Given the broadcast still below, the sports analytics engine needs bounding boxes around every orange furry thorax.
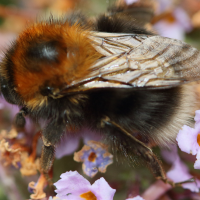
[9,20,102,107]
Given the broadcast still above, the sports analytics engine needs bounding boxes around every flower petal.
[156,0,172,14]
[194,159,200,169]
[161,145,179,164]
[126,196,144,200]
[181,182,200,193]
[163,145,191,183]
[54,171,91,199]
[173,7,192,32]
[153,20,185,40]
[167,159,191,183]
[49,197,63,200]
[195,110,200,125]
[163,144,200,192]
[194,150,200,169]
[91,177,116,200]
[167,158,199,192]
[29,174,47,199]
[55,136,79,159]
[176,125,199,155]
[125,0,138,5]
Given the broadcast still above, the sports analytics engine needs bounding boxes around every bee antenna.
[13,107,28,131]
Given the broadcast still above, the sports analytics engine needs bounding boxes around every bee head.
[1,20,101,109]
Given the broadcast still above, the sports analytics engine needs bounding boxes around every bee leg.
[105,119,196,187]
[102,117,167,182]
[40,143,55,185]
[137,146,167,182]
[13,107,28,131]
[102,116,152,152]
[40,120,66,184]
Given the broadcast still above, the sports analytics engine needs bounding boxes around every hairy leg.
[102,116,167,181]
[40,120,66,184]
[102,117,196,187]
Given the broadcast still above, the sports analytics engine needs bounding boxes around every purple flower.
[176,110,200,169]
[162,145,200,192]
[54,171,116,200]
[154,0,192,40]
[74,140,113,178]
[126,196,144,200]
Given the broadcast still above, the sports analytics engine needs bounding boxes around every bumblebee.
[0,2,199,183]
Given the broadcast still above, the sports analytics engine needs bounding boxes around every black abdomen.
[85,87,181,143]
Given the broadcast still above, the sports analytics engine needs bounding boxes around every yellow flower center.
[80,191,97,200]
[197,133,200,146]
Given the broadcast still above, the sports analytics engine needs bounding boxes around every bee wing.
[63,32,200,93]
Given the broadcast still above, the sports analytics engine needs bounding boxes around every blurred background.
[0,0,200,200]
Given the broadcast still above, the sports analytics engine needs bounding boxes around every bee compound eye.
[40,86,53,96]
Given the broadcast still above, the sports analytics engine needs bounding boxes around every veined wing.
[62,32,200,93]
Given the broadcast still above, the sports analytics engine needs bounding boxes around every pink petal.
[195,110,200,125]
[182,182,200,193]
[156,0,172,14]
[48,197,63,200]
[176,125,199,155]
[161,145,179,164]
[194,150,200,169]
[167,159,199,192]
[142,180,171,200]
[55,136,80,159]
[194,159,200,169]
[153,21,185,40]
[54,171,91,200]
[173,8,192,32]
[163,145,191,183]
[125,0,138,5]
[91,177,116,200]
[126,196,144,200]
[167,159,191,183]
